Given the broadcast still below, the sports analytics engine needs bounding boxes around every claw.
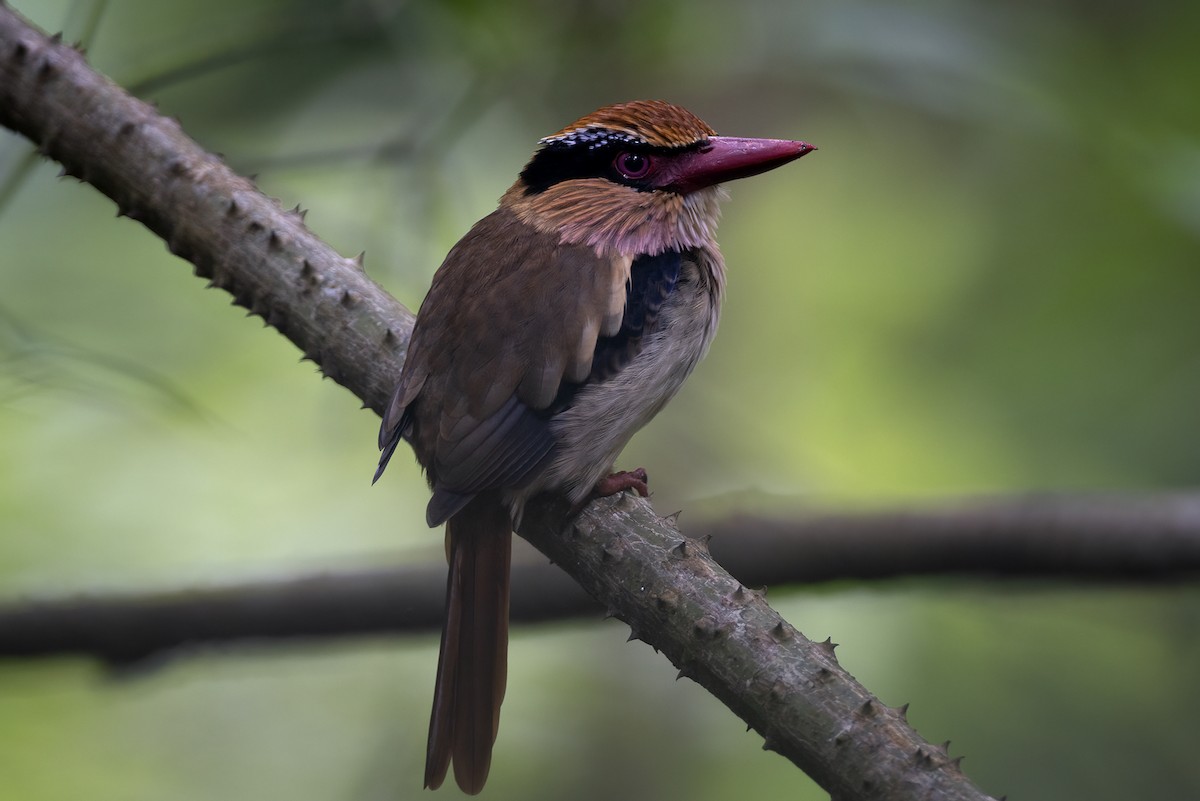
[567,468,651,519]
[595,468,649,498]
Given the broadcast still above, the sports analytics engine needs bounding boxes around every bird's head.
[504,100,814,257]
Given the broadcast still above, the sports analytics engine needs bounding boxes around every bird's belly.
[527,277,718,504]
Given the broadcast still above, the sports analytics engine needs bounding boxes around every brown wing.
[376,206,629,526]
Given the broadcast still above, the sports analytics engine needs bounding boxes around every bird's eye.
[614,152,653,180]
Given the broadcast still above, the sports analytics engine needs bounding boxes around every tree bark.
[0,5,997,800]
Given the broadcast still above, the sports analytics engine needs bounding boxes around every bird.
[374,100,813,794]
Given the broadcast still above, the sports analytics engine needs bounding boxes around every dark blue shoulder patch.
[544,250,684,415]
[590,250,682,382]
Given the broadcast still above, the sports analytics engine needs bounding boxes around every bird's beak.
[663,136,815,194]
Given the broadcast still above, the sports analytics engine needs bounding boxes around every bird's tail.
[424,496,512,795]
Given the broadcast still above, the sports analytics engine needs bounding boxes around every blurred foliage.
[1,0,1199,799]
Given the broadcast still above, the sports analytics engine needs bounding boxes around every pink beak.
[663,136,816,194]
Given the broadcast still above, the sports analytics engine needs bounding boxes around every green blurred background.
[2,0,1199,798]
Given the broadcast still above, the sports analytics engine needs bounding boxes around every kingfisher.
[375,100,814,793]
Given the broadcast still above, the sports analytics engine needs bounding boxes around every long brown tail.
[424,496,512,795]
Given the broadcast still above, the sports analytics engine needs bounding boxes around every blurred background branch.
[4,492,1200,665]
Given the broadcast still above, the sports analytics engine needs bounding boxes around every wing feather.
[377,207,631,513]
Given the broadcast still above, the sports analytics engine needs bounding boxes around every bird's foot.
[566,469,650,519]
[595,468,650,498]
